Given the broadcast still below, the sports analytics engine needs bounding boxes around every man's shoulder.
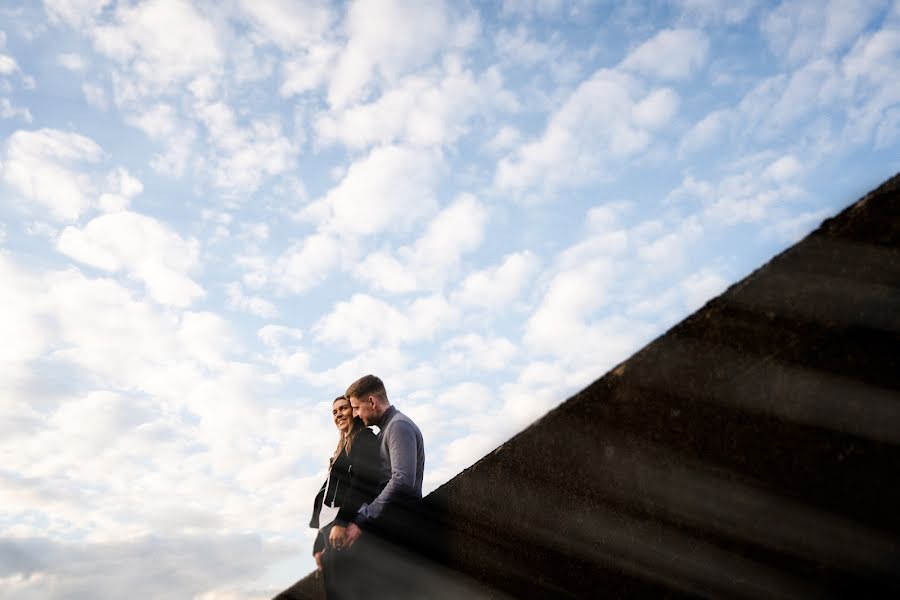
[385,410,422,436]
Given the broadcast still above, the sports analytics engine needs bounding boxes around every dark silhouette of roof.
[277,172,900,599]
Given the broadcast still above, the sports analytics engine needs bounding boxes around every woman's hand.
[329,524,347,550]
[314,551,323,576]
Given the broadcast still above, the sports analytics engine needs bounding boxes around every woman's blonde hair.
[330,395,364,468]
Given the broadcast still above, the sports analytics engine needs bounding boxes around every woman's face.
[332,398,353,433]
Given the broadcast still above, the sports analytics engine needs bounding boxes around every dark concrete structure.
[277,174,900,599]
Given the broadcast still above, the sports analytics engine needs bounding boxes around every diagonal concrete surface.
[277,173,900,599]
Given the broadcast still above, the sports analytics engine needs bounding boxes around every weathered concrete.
[277,173,900,599]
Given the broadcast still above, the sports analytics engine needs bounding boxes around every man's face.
[350,395,374,426]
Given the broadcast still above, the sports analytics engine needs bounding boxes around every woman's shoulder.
[356,427,377,443]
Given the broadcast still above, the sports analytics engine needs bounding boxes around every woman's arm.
[309,479,326,529]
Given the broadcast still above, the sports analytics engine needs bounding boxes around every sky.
[1,0,899,598]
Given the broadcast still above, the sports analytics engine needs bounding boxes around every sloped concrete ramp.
[277,173,900,599]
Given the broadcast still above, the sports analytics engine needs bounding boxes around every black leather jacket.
[309,424,386,553]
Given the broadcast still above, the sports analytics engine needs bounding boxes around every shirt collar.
[379,405,398,427]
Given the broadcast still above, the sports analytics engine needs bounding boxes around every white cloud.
[57,211,205,307]
[762,0,885,64]
[620,28,709,81]
[0,53,18,75]
[258,324,303,349]
[194,102,297,193]
[496,69,663,194]
[680,268,729,311]
[238,0,333,50]
[631,87,680,129]
[124,103,197,176]
[301,144,442,236]
[679,109,732,155]
[97,167,143,212]
[280,43,340,96]
[317,64,511,149]
[57,52,86,70]
[81,82,108,110]
[328,0,479,108]
[440,334,518,372]
[668,163,807,226]
[675,0,758,24]
[0,534,290,600]
[523,259,617,355]
[44,0,111,28]
[90,0,223,98]
[0,253,50,386]
[2,128,103,221]
[454,250,540,310]
[764,155,803,181]
[494,25,563,66]
[0,98,32,122]
[268,232,343,295]
[354,193,489,293]
[313,293,459,351]
[844,28,900,80]
[500,0,592,20]
[226,282,278,318]
[484,125,522,154]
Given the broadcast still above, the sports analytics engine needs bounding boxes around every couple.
[309,374,425,599]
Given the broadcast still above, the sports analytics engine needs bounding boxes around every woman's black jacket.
[309,426,385,553]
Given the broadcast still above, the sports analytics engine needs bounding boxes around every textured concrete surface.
[277,173,900,599]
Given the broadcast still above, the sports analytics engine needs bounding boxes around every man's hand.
[345,522,363,548]
[329,524,346,550]
[314,551,323,577]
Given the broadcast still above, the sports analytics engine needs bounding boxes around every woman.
[309,395,383,598]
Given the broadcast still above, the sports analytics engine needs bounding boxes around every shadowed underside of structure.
[277,174,900,599]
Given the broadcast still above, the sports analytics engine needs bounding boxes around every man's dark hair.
[345,374,387,403]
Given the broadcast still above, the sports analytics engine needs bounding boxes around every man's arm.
[354,419,420,527]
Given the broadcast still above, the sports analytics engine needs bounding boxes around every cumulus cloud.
[194,102,297,193]
[0,98,32,122]
[495,68,679,195]
[301,144,442,236]
[0,253,49,386]
[238,0,334,50]
[440,333,518,372]
[680,268,730,311]
[354,194,489,293]
[2,128,103,221]
[762,0,885,64]
[631,87,680,129]
[317,64,511,149]
[267,232,343,295]
[57,52,86,70]
[675,0,759,24]
[523,259,618,355]
[620,28,710,80]
[667,156,808,226]
[226,282,278,318]
[453,250,540,310]
[313,293,459,351]
[280,42,340,96]
[679,109,733,155]
[0,534,290,600]
[57,211,205,307]
[328,0,479,108]
[43,0,111,28]
[90,0,223,98]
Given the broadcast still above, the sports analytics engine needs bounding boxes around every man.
[329,374,425,553]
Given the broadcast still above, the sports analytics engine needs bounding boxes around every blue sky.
[2,0,899,597]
